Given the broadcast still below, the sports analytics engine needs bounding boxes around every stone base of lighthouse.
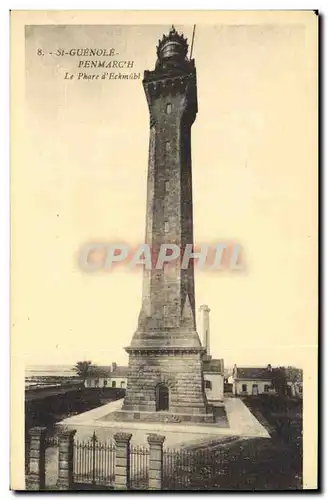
[113,346,215,425]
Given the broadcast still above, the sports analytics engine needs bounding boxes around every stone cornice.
[143,59,196,83]
[56,426,77,438]
[147,433,166,445]
[143,73,195,101]
[29,426,47,437]
[125,346,206,356]
[113,432,132,443]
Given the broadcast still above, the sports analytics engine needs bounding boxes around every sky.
[12,19,317,370]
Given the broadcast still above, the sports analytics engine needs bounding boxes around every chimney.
[199,305,211,355]
[267,364,272,372]
[112,362,117,372]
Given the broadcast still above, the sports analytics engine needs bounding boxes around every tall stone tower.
[120,27,213,424]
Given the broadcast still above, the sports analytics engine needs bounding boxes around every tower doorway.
[156,384,169,411]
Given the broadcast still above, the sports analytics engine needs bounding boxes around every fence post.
[56,427,76,490]
[26,426,47,490]
[114,432,132,490]
[147,433,165,490]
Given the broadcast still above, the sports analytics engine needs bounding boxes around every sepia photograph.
[10,10,318,491]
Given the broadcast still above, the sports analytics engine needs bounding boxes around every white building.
[232,365,274,396]
[203,358,224,404]
[231,364,303,397]
[85,363,128,389]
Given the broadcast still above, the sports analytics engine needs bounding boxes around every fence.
[73,432,116,488]
[26,428,226,491]
[163,448,224,490]
[130,445,149,489]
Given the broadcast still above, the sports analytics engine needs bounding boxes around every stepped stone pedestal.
[114,345,214,425]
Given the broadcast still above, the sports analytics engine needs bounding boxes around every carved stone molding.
[126,346,206,356]
[147,433,166,445]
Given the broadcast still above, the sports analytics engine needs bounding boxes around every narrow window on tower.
[163,305,168,317]
[164,221,169,233]
[165,141,171,152]
[164,180,169,192]
[166,103,172,114]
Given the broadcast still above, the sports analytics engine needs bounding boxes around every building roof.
[203,358,224,374]
[234,366,303,383]
[111,366,129,377]
[235,367,273,381]
[88,365,128,378]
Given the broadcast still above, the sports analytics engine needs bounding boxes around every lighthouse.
[118,27,213,424]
